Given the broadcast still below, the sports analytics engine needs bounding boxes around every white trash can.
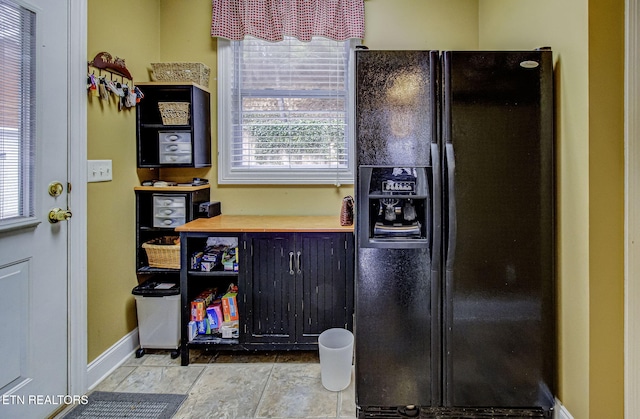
[132,280,180,359]
[318,328,354,391]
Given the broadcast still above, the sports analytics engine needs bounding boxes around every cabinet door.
[296,233,354,343]
[244,233,296,343]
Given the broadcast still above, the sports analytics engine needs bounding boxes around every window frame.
[0,0,37,232]
[217,36,358,185]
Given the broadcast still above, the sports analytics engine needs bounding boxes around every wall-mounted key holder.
[88,51,142,110]
[89,51,132,80]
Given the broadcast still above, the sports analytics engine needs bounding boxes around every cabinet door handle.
[296,251,302,274]
[289,251,295,275]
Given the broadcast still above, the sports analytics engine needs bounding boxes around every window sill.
[0,217,41,234]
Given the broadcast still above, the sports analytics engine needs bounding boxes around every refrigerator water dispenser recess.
[358,165,431,248]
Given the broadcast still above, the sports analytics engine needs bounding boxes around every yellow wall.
[86,0,161,362]
[362,0,478,50]
[586,0,625,417]
[479,0,625,417]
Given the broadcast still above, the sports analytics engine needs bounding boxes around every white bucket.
[318,328,354,391]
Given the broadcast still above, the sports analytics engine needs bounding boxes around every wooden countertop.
[134,184,210,192]
[175,215,354,233]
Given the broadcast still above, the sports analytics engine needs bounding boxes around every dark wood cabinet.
[176,218,354,365]
[243,232,354,347]
[243,233,296,344]
[136,82,211,168]
[297,233,354,341]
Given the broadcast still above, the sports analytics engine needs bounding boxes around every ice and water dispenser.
[358,166,431,248]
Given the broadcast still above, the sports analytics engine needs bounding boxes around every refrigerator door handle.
[445,142,457,269]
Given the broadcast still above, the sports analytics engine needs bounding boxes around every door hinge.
[67,182,72,193]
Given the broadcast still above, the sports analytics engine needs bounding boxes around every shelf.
[368,194,429,200]
[188,270,239,277]
[136,83,211,168]
[136,81,211,94]
[134,184,210,193]
[189,335,239,345]
[369,237,429,243]
[140,123,191,129]
[139,226,171,232]
[137,266,180,274]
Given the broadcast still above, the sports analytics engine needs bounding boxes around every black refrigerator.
[354,49,555,418]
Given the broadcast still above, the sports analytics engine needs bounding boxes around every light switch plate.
[87,160,112,182]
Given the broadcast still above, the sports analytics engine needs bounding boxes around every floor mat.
[63,391,186,418]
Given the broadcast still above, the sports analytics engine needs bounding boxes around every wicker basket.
[158,102,190,125]
[151,62,211,87]
[142,236,180,269]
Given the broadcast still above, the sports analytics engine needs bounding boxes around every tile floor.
[64,350,356,419]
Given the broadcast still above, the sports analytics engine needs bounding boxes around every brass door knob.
[48,208,72,223]
[48,181,64,197]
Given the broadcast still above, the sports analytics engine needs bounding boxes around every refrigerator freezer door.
[356,247,433,408]
[355,50,439,167]
[442,50,555,410]
[355,50,441,410]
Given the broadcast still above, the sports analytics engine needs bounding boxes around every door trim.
[67,0,88,397]
[625,0,639,415]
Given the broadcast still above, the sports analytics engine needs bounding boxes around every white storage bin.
[155,207,186,217]
[153,217,184,227]
[132,281,180,359]
[153,195,186,228]
[159,153,192,164]
[154,195,186,208]
[161,142,192,153]
[159,131,192,165]
[159,131,191,143]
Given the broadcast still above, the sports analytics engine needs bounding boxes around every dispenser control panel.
[382,180,416,193]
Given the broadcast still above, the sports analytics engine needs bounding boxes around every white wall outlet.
[88,159,113,182]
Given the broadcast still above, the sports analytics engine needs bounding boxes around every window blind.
[218,36,356,184]
[0,0,35,223]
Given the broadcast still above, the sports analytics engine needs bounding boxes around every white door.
[0,0,77,417]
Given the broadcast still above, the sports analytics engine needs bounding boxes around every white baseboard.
[554,398,574,419]
[86,328,139,390]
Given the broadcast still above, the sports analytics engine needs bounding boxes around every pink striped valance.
[211,0,365,42]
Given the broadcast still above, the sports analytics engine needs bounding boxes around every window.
[0,0,36,227]
[218,36,357,184]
